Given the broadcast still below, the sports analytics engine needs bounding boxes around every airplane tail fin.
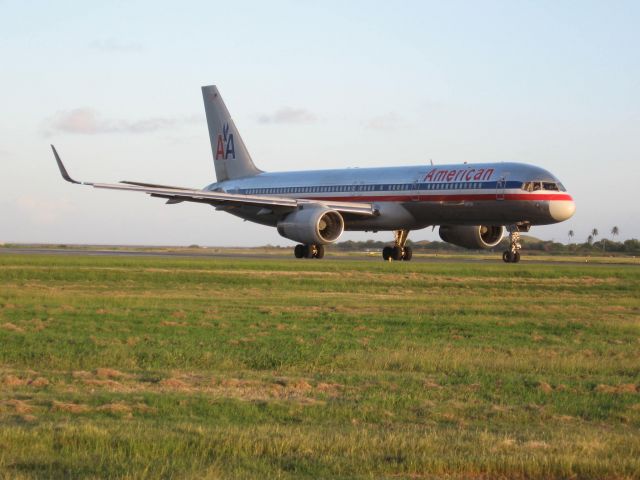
[202,85,262,182]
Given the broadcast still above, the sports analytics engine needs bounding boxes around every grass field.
[0,253,639,479]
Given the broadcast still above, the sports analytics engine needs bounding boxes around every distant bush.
[332,236,640,255]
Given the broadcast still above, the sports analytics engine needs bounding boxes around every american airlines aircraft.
[52,85,575,262]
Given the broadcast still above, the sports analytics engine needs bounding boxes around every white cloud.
[365,112,401,131]
[42,109,201,135]
[258,107,317,124]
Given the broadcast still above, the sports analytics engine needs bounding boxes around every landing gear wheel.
[383,230,412,262]
[294,244,304,259]
[315,245,325,259]
[304,245,314,259]
[503,226,524,263]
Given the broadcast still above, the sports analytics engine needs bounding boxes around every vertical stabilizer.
[202,85,262,182]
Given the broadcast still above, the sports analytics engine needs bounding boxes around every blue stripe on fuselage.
[232,180,523,195]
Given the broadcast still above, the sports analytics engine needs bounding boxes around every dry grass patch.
[132,402,157,414]
[29,377,50,388]
[51,401,90,414]
[95,368,125,379]
[4,399,34,414]
[538,381,553,393]
[555,415,576,422]
[423,380,442,390]
[493,437,517,451]
[209,377,328,404]
[524,440,550,450]
[1,322,24,333]
[2,374,28,387]
[159,378,191,391]
[316,382,343,397]
[160,321,188,327]
[96,403,132,415]
[595,384,638,394]
[83,379,129,392]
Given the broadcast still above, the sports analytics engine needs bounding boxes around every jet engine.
[439,225,505,249]
[277,207,344,245]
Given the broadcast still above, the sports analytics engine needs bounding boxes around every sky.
[1,0,639,246]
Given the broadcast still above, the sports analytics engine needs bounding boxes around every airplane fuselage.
[208,161,575,231]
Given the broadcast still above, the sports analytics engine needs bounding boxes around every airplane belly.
[344,202,426,231]
[222,199,556,232]
[406,199,552,225]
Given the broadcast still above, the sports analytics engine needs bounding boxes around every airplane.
[51,85,575,262]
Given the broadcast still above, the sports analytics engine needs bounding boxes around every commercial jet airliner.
[52,85,575,262]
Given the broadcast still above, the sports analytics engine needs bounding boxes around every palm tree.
[587,234,594,246]
[591,228,600,251]
[568,230,574,244]
[611,226,619,241]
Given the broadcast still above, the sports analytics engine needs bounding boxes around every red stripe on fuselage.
[301,193,574,203]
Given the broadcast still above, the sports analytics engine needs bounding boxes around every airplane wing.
[51,145,376,216]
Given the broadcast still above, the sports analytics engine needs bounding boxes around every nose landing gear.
[503,226,522,263]
[294,244,324,259]
[382,230,413,261]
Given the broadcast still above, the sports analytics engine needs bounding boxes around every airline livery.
[52,85,575,262]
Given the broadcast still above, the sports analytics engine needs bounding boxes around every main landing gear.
[502,226,522,263]
[293,244,324,259]
[382,230,412,261]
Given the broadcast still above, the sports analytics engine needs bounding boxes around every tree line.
[333,229,640,255]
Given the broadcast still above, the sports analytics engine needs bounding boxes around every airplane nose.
[549,198,576,222]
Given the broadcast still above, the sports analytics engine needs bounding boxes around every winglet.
[51,145,81,184]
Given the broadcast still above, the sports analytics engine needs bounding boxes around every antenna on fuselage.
[430,159,434,166]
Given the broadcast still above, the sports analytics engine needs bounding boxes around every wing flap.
[93,182,375,215]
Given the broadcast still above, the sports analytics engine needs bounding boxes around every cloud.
[365,112,401,131]
[15,195,77,225]
[42,109,201,135]
[90,38,143,52]
[258,107,317,125]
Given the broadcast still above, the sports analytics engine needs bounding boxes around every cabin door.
[496,174,508,201]
[411,178,420,201]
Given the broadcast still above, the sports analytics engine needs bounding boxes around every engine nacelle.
[277,207,344,245]
[439,225,505,249]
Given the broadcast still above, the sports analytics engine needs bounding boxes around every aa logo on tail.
[215,123,235,160]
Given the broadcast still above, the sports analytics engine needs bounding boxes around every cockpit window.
[521,181,564,192]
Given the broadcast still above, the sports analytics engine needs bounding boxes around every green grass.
[0,253,639,479]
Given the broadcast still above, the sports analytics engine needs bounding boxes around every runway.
[1,246,636,266]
